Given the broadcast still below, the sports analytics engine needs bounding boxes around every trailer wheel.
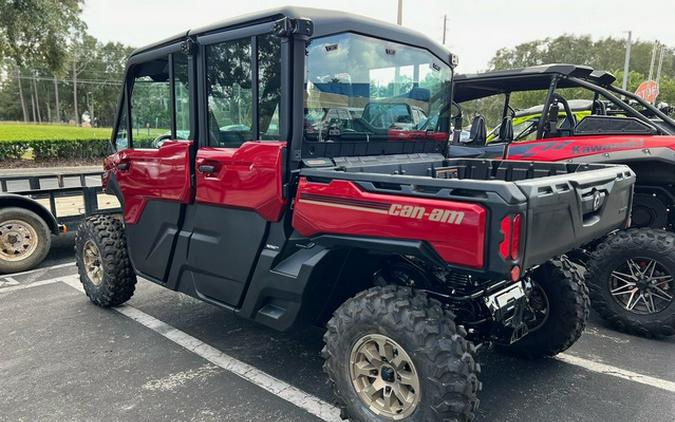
[322,285,481,422]
[500,258,590,359]
[586,228,675,338]
[75,214,136,307]
[0,207,51,273]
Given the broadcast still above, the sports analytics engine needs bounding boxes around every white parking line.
[0,262,76,278]
[0,277,20,286]
[9,274,675,413]
[60,276,342,422]
[0,275,66,293]
[555,353,675,393]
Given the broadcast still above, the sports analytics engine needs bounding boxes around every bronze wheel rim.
[0,219,39,262]
[83,240,103,286]
[350,334,420,420]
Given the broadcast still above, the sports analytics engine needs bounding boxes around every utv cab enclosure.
[77,9,635,421]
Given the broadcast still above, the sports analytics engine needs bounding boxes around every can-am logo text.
[388,204,465,224]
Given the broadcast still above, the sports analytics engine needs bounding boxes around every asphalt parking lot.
[1,239,674,422]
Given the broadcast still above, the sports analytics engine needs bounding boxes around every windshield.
[304,32,452,145]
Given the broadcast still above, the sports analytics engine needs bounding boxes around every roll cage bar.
[452,64,675,138]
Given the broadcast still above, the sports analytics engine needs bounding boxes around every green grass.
[0,122,168,142]
[0,122,113,141]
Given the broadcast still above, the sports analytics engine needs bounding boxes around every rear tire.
[501,258,589,359]
[75,214,136,307]
[586,228,675,337]
[0,207,51,273]
[322,286,481,422]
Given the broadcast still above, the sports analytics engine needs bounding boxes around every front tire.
[586,228,675,337]
[322,286,481,422]
[75,214,136,307]
[0,207,51,273]
[501,258,589,359]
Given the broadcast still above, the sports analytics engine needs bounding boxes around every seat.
[592,99,607,115]
[558,113,577,137]
[498,116,514,143]
[466,115,487,146]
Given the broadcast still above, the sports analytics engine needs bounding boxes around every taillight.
[499,213,523,261]
[511,213,522,260]
[499,215,512,259]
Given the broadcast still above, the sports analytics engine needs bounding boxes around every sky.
[82,0,675,73]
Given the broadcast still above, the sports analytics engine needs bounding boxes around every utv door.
[110,47,194,283]
[177,27,287,307]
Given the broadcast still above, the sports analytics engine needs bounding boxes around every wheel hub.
[380,365,396,383]
[610,258,673,315]
[83,240,103,286]
[350,334,420,420]
[0,219,38,261]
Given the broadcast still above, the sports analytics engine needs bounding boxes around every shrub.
[0,137,159,162]
[0,141,30,160]
[31,139,114,161]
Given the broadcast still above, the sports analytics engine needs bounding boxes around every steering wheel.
[151,134,172,149]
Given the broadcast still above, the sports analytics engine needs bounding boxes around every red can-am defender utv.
[449,65,675,338]
[75,9,635,421]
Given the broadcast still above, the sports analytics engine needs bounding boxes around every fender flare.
[0,194,59,234]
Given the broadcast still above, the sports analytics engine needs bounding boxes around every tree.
[0,0,84,122]
[488,35,675,107]
[0,0,84,69]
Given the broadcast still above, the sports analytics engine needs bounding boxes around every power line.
[9,74,123,86]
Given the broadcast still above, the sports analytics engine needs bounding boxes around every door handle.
[117,161,130,171]
[198,164,217,174]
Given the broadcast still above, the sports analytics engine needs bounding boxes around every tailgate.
[515,164,635,269]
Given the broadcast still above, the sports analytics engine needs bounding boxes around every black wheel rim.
[526,282,550,332]
[609,257,673,315]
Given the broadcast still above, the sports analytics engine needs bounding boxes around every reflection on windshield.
[304,32,451,143]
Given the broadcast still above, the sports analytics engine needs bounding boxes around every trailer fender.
[0,194,59,234]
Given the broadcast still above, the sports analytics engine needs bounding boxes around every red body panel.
[386,129,450,142]
[104,141,192,224]
[292,178,487,268]
[506,134,675,161]
[195,141,287,222]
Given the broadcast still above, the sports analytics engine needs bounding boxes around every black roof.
[453,64,617,102]
[130,6,453,66]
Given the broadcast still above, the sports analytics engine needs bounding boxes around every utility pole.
[73,60,80,126]
[53,75,61,123]
[32,73,42,123]
[655,45,665,87]
[442,14,448,45]
[621,30,632,91]
[648,40,658,81]
[15,66,28,122]
[394,0,403,96]
[397,0,403,25]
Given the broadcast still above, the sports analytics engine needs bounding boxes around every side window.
[206,38,253,147]
[130,58,172,148]
[258,34,281,140]
[205,33,282,147]
[115,94,129,150]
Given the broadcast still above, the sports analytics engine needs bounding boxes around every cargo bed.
[295,154,635,278]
